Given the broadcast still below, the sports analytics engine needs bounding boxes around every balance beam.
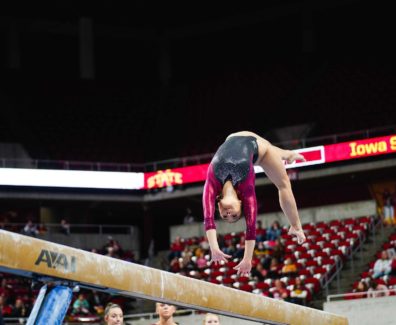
[0,230,348,325]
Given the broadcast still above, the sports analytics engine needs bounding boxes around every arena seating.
[346,231,396,299]
[168,216,375,306]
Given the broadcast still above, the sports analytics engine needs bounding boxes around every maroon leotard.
[203,136,258,240]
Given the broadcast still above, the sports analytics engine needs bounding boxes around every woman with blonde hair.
[203,313,221,325]
[104,302,123,325]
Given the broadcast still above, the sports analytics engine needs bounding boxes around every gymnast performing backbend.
[203,131,307,276]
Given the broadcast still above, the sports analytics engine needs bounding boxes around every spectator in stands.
[281,257,298,277]
[256,220,266,242]
[10,298,28,318]
[89,290,105,316]
[267,258,282,279]
[21,220,39,237]
[222,240,236,257]
[203,313,221,325]
[152,303,177,325]
[169,256,181,273]
[271,238,285,262]
[168,236,184,261]
[196,252,208,270]
[373,251,392,279]
[194,242,204,258]
[106,246,118,259]
[181,247,193,261]
[104,302,123,325]
[0,294,12,317]
[390,256,396,276]
[266,221,282,242]
[203,131,306,276]
[72,293,90,316]
[200,237,210,251]
[0,218,5,230]
[183,208,196,224]
[0,309,4,325]
[0,279,11,297]
[382,189,394,226]
[367,279,389,298]
[37,223,48,234]
[251,262,267,282]
[60,219,70,235]
[180,247,195,272]
[289,278,309,305]
[254,241,268,260]
[102,236,123,259]
[234,238,245,259]
[352,281,368,299]
[271,279,290,301]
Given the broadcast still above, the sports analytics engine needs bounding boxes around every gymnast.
[203,131,306,276]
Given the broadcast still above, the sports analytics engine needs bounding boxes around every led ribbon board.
[0,134,394,189]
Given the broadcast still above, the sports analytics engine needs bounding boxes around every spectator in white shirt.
[373,251,392,279]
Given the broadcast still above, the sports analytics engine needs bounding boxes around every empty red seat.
[387,277,396,286]
[237,276,250,283]
[338,240,351,248]
[240,284,254,292]
[329,220,342,227]
[343,218,356,225]
[226,261,238,268]
[330,249,344,258]
[383,243,392,250]
[357,216,371,224]
[321,258,336,267]
[310,244,321,250]
[300,252,312,259]
[225,269,238,276]
[256,282,270,290]
[305,277,321,293]
[323,242,336,249]
[360,271,371,279]
[314,267,327,275]
[298,269,312,277]
[223,277,235,285]
[315,251,328,258]
[211,270,223,278]
[306,260,318,268]
[302,223,315,231]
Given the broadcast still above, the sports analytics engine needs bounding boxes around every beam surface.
[0,230,348,325]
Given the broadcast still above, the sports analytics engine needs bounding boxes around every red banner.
[325,134,396,162]
[144,164,209,189]
[142,134,396,189]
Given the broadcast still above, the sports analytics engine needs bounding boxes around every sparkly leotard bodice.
[203,136,258,240]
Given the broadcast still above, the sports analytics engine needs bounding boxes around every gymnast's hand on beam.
[288,226,306,244]
[233,258,251,277]
[210,248,231,265]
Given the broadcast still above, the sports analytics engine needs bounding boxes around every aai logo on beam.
[35,249,77,273]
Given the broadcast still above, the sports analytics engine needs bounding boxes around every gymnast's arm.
[203,171,231,263]
[233,184,256,276]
